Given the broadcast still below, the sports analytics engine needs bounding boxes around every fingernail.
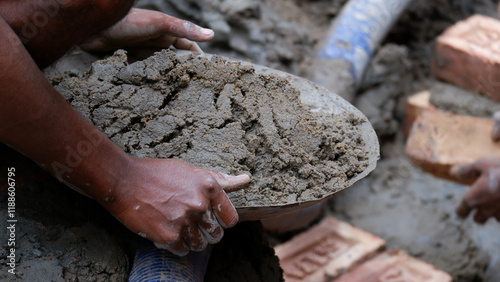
[200,28,214,37]
[237,174,251,181]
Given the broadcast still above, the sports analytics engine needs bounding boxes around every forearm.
[0,0,135,68]
[0,16,130,205]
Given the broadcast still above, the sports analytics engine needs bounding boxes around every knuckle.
[160,229,182,244]
[187,198,210,214]
[202,174,219,192]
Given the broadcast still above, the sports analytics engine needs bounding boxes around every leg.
[0,0,135,68]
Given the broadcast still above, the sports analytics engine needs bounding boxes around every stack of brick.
[273,216,452,281]
[405,14,500,183]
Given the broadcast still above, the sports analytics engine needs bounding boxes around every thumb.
[215,173,251,192]
[159,13,215,42]
[450,163,480,180]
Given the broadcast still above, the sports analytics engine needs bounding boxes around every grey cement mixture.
[429,81,500,118]
[0,147,133,281]
[51,49,370,207]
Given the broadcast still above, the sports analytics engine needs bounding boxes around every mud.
[51,49,369,207]
[0,145,134,281]
[430,81,500,117]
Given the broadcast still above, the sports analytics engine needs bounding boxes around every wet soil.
[0,145,135,281]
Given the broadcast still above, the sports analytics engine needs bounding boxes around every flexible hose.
[308,0,412,101]
[128,239,213,282]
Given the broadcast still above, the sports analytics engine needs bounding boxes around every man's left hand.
[80,8,214,53]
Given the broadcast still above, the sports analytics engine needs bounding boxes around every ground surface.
[2,0,500,281]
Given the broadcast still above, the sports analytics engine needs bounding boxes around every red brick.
[405,109,500,184]
[431,15,500,101]
[274,216,385,282]
[335,249,452,282]
[403,90,435,139]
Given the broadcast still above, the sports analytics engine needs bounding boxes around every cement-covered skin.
[52,49,369,207]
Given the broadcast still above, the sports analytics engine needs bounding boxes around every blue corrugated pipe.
[128,239,213,282]
[308,0,412,101]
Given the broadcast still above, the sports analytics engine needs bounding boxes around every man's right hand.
[107,157,250,256]
[80,8,214,54]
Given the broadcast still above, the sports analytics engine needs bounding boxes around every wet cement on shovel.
[52,49,369,207]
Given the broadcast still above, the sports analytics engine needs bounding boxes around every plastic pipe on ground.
[128,239,213,282]
[308,0,412,102]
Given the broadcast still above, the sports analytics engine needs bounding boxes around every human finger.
[463,173,500,207]
[480,203,500,218]
[183,224,208,252]
[492,111,500,141]
[198,209,224,244]
[160,13,214,42]
[456,199,473,218]
[210,185,239,228]
[146,36,203,53]
[171,38,203,53]
[216,173,251,193]
[473,210,489,224]
[450,163,480,180]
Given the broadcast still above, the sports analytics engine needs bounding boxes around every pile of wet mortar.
[52,49,369,207]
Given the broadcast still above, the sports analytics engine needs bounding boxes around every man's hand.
[109,158,250,256]
[80,8,214,53]
[450,158,500,224]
